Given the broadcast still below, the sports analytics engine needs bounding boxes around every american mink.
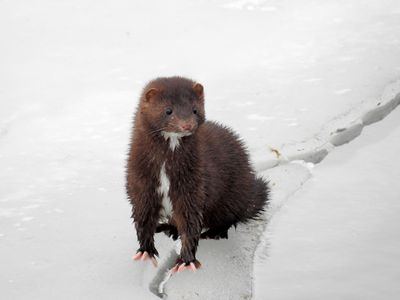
[126,76,269,272]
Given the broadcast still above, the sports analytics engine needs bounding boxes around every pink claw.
[171,261,201,274]
[171,264,179,274]
[141,251,149,261]
[189,262,197,272]
[132,252,143,260]
[177,263,186,273]
[132,251,158,268]
[171,262,198,274]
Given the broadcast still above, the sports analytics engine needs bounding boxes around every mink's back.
[198,121,251,174]
[197,121,260,227]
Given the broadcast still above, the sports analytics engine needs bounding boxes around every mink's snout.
[177,120,195,132]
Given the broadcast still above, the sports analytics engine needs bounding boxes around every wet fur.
[126,76,269,265]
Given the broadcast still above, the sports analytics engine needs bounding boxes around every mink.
[126,76,269,271]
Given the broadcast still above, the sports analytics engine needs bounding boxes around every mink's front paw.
[171,257,201,273]
[132,247,159,267]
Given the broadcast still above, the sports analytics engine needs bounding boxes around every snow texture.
[1,0,400,299]
[254,99,400,300]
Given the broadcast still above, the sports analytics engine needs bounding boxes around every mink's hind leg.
[200,224,233,240]
[156,223,179,240]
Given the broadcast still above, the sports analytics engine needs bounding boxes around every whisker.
[147,127,168,136]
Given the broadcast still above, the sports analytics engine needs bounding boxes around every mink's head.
[138,77,205,136]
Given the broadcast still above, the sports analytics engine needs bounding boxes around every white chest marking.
[161,131,191,151]
[158,162,173,220]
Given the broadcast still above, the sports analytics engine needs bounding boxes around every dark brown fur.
[126,76,269,266]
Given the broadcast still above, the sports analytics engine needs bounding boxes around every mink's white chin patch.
[161,131,192,151]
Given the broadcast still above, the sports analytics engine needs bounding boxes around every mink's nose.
[180,122,194,132]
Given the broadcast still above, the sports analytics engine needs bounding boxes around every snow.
[1,0,400,299]
[254,99,400,300]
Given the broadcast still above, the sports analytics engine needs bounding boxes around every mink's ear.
[193,83,204,98]
[144,88,159,102]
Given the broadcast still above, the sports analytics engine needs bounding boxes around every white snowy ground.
[1,0,400,299]
[254,99,400,300]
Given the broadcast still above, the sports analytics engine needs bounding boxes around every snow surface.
[254,100,400,300]
[1,0,400,299]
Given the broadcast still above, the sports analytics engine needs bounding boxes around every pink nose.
[180,122,193,131]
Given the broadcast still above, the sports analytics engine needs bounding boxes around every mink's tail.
[244,176,270,221]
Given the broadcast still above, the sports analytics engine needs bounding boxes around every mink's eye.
[165,108,173,115]
[193,109,198,114]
